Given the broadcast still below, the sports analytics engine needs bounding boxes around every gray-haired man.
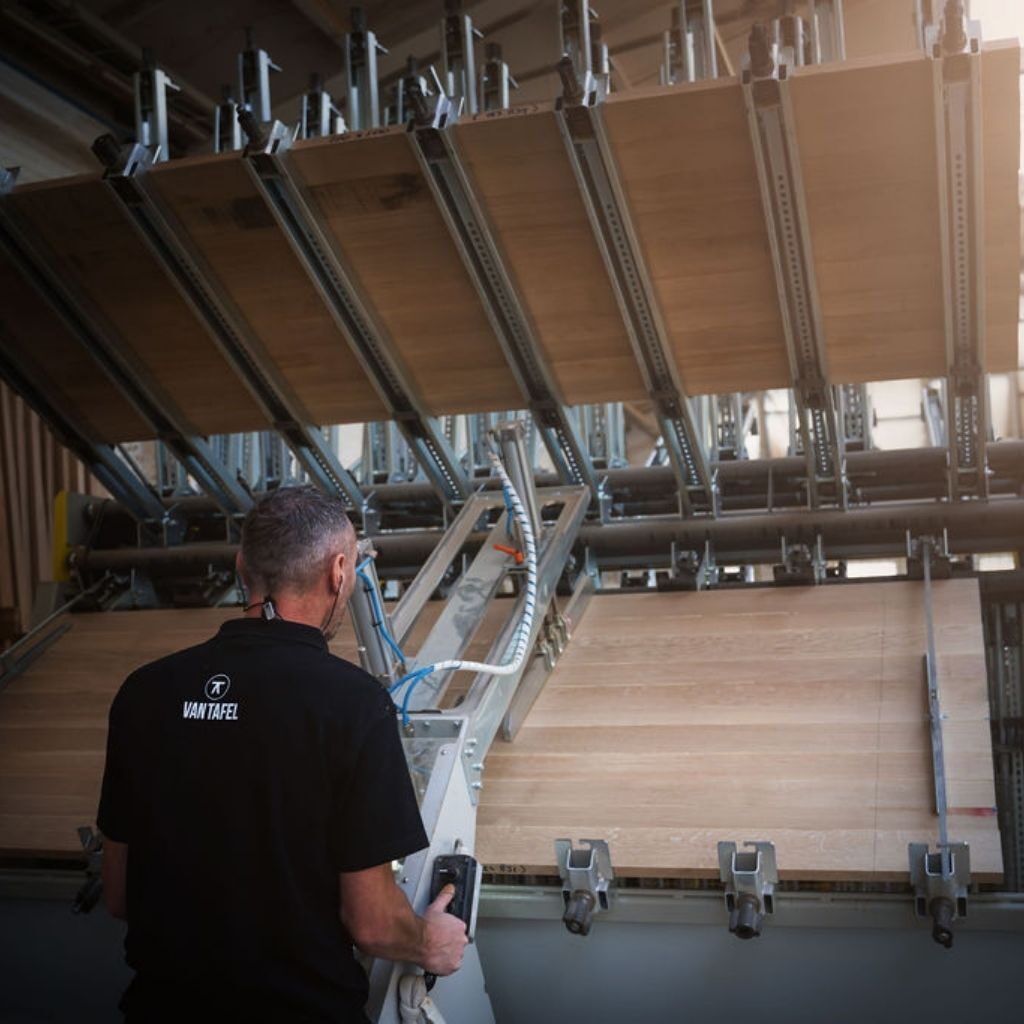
[98,486,467,1023]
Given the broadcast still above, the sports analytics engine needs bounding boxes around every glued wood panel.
[0,597,500,857]
[288,131,523,415]
[454,107,646,404]
[792,54,947,383]
[980,40,1021,373]
[0,251,149,442]
[147,153,385,425]
[8,178,264,436]
[600,78,791,396]
[476,580,1001,881]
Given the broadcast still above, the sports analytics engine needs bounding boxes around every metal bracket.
[344,7,388,130]
[909,841,971,948]
[659,0,719,85]
[773,535,826,585]
[555,73,714,517]
[300,73,344,139]
[555,838,614,936]
[240,117,469,512]
[718,840,778,939]
[404,74,597,500]
[742,27,846,509]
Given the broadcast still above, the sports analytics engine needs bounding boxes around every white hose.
[392,450,539,719]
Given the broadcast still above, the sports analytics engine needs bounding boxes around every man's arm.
[340,863,468,974]
[102,838,128,920]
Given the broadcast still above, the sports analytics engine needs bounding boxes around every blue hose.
[356,558,406,666]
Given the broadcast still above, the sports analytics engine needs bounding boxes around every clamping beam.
[92,140,363,510]
[555,67,714,516]
[240,117,470,511]
[0,174,251,521]
[926,5,989,499]
[742,27,845,508]
[404,80,598,496]
[0,340,165,529]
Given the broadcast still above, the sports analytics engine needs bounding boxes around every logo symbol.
[204,674,231,701]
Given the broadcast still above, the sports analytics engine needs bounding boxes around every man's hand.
[420,885,469,976]
[339,864,468,974]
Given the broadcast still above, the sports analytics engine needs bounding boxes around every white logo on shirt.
[204,674,231,701]
[183,673,239,721]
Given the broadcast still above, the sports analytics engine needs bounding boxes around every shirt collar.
[217,616,328,652]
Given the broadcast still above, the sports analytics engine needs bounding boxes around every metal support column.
[238,27,280,126]
[441,1,481,114]
[133,48,179,162]
[479,42,517,111]
[926,3,989,499]
[403,75,597,497]
[300,73,344,139]
[742,26,845,507]
[840,383,871,452]
[555,63,714,515]
[810,0,847,63]
[239,116,469,510]
[92,140,363,509]
[213,84,242,154]
[0,171,251,520]
[343,7,387,130]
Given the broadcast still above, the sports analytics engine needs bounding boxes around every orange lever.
[493,543,524,564]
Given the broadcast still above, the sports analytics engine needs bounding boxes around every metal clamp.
[555,838,614,936]
[909,841,970,948]
[718,840,778,939]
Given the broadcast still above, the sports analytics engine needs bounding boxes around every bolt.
[471,781,483,790]
[472,763,484,771]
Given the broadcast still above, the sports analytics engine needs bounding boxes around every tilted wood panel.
[0,251,149,442]
[791,54,947,383]
[146,153,386,425]
[980,40,1021,374]
[600,78,791,396]
[476,580,1001,881]
[7,177,265,436]
[287,130,523,416]
[453,107,647,405]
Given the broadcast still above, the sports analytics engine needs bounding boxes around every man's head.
[237,486,357,639]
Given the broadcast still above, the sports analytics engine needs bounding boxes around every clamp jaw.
[909,841,971,948]
[718,840,778,939]
[555,838,614,936]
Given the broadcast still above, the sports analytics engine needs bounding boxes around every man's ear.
[331,551,346,595]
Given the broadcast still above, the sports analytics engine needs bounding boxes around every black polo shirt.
[97,616,428,1023]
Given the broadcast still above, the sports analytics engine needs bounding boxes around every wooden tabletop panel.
[476,580,1001,881]
[287,130,523,416]
[8,177,265,436]
[980,40,1021,374]
[147,153,386,425]
[454,107,647,405]
[600,78,791,397]
[791,54,947,383]
[0,251,149,442]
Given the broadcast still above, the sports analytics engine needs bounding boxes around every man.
[98,486,468,1022]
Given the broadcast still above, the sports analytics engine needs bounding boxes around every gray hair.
[239,486,355,596]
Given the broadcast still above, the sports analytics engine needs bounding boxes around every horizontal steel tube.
[75,495,1024,578]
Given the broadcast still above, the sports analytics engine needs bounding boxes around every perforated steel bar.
[742,38,845,508]
[241,121,469,511]
[927,9,989,499]
[405,89,597,496]
[556,87,714,516]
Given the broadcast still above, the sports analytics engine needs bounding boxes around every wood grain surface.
[454,106,647,404]
[147,152,386,425]
[0,250,149,442]
[475,579,1002,880]
[0,581,1000,882]
[288,130,523,415]
[8,178,265,436]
